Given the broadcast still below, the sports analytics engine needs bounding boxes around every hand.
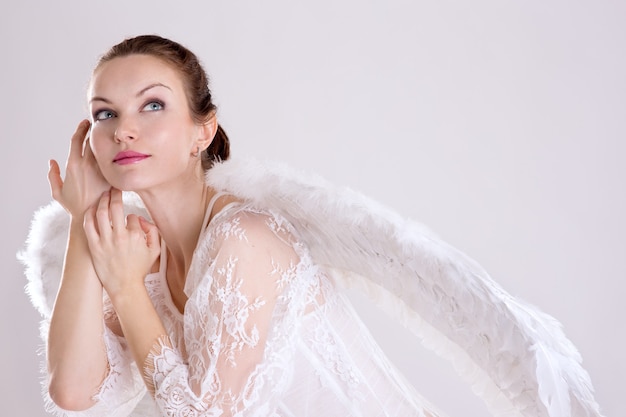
[48,120,111,219]
[83,188,161,299]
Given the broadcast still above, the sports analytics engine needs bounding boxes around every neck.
[137,176,214,282]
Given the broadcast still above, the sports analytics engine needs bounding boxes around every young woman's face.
[88,54,204,191]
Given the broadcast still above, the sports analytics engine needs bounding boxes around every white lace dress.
[46,196,441,417]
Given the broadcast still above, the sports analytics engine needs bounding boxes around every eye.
[93,109,115,121]
[143,101,164,112]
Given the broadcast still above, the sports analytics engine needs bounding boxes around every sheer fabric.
[44,200,442,417]
[21,158,604,417]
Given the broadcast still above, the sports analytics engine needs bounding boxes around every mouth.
[113,151,150,165]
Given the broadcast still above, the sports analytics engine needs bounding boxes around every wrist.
[69,216,87,231]
[107,281,150,308]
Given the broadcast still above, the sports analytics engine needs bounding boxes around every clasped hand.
[84,188,161,298]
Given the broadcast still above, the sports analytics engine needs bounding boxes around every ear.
[195,112,218,151]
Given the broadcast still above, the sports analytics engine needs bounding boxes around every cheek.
[141,117,195,150]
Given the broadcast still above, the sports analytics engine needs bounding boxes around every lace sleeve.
[39,312,146,417]
[144,208,317,417]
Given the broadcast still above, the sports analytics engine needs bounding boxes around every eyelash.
[143,99,165,111]
[92,99,165,122]
[92,109,115,121]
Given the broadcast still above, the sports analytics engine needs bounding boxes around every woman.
[20,35,603,417]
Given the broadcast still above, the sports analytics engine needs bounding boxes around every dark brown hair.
[95,34,229,170]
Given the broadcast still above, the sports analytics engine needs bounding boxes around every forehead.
[90,54,184,97]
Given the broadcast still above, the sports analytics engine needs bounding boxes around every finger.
[83,136,99,164]
[84,136,108,182]
[68,120,91,161]
[126,214,146,238]
[83,204,100,244]
[109,188,125,230]
[139,216,161,251]
[126,213,141,230]
[83,136,94,160]
[95,190,112,238]
[47,159,63,201]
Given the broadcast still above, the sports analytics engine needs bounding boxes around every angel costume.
[19,158,603,417]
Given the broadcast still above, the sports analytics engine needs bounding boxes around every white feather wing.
[17,157,603,417]
[207,157,603,417]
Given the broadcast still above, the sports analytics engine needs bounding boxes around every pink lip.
[113,151,150,165]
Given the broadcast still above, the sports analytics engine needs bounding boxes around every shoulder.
[186,193,316,296]
[217,204,293,243]
[207,200,301,260]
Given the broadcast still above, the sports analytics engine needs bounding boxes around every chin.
[106,178,149,193]
[104,172,155,192]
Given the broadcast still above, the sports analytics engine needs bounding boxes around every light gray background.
[1,1,623,416]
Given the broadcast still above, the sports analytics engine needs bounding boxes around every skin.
[45,52,440,417]
[46,54,218,410]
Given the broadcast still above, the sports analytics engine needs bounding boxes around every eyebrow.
[137,82,172,96]
[89,82,172,104]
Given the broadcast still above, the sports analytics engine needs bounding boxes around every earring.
[192,146,201,158]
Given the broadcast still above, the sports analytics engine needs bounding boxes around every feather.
[17,156,604,417]
[206,157,604,417]
[17,193,149,320]
[534,343,571,416]
[17,201,67,319]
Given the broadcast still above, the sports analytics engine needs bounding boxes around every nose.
[114,115,138,143]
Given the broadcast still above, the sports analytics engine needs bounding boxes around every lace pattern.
[23,158,603,417]
[41,312,147,417]
[143,205,321,416]
[42,202,442,417]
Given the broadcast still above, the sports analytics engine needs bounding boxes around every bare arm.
[46,120,113,410]
[47,220,108,410]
